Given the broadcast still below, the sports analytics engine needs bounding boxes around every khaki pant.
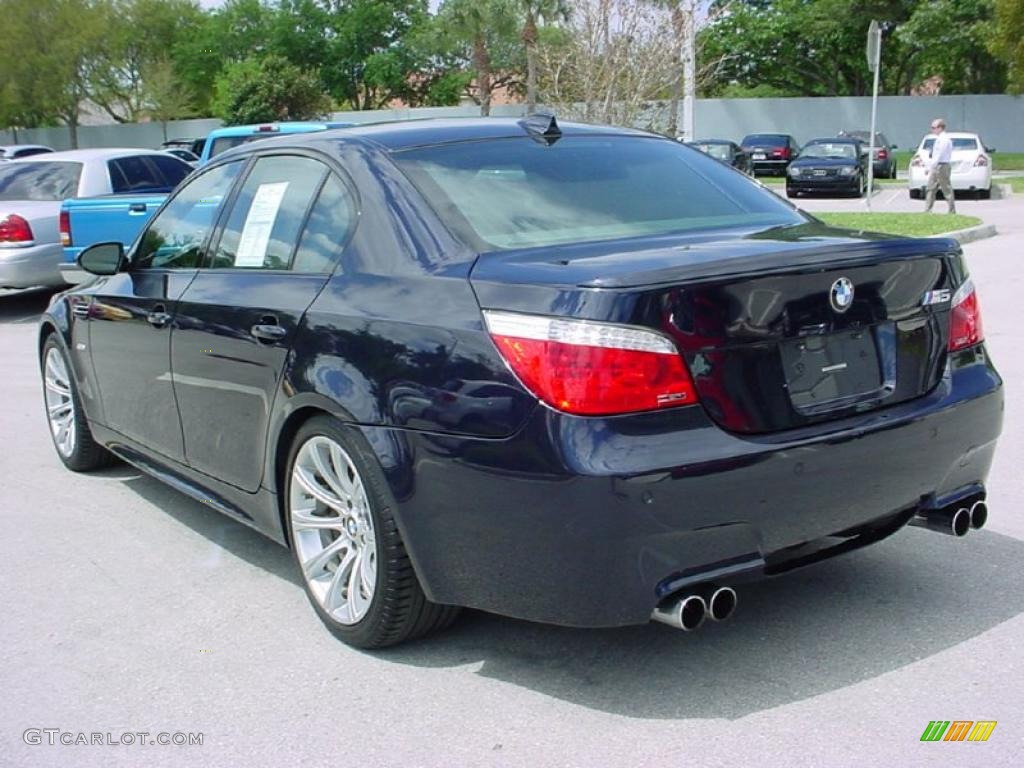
[925,163,956,213]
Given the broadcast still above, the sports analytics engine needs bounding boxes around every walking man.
[924,118,956,214]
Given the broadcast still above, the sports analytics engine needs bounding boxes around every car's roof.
[263,117,656,152]
[8,148,167,162]
[206,122,336,139]
[0,144,53,151]
[689,139,733,145]
[806,137,860,144]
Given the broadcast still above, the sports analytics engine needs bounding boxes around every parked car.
[786,137,869,198]
[41,118,1001,649]
[161,137,206,157]
[908,131,993,199]
[198,121,355,165]
[162,148,199,166]
[0,144,55,161]
[60,151,194,269]
[1,149,190,289]
[686,139,752,174]
[740,133,800,175]
[838,130,898,178]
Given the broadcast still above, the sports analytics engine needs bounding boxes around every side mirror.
[77,242,125,276]
[891,144,898,149]
[987,147,996,153]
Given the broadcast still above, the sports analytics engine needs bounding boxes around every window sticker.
[235,182,289,267]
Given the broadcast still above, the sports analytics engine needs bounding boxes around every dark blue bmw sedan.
[38,117,1002,647]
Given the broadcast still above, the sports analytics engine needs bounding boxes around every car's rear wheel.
[909,188,922,200]
[285,416,459,648]
[41,336,111,472]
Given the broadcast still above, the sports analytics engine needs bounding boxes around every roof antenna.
[519,111,561,145]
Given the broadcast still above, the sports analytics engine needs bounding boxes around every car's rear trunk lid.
[470,224,960,434]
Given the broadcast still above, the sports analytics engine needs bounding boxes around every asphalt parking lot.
[2,193,1023,767]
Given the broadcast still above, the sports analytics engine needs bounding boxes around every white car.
[908,131,993,200]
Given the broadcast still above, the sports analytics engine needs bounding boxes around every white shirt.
[930,131,954,166]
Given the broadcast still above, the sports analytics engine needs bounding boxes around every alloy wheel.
[289,435,378,625]
[44,347,76,457]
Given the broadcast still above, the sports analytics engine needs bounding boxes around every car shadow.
[112,465,1024,720]
[0,287,60,324]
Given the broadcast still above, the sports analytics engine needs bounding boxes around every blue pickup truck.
[62,122,352,270]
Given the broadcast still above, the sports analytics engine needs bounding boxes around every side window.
[291,176,354,273]
[150,155,191,189]
[109,156,164,193]
[210,155,327,270]
[132,161,243,270]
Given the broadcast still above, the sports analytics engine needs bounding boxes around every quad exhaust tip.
[970,500,988,530]
[651,585,738,631]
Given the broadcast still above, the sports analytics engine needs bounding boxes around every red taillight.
[773,148,790,159]
[0,214,34,243]
[484,311,698,416]
[974,155,988,167]
[59,210,71,246]
[877,148,888,160]
[911,155,925,167]
[949,279,984,351]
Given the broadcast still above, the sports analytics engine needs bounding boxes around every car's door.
[86,160,245,462]
[170,152,355,492]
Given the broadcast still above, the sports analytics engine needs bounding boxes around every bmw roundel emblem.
[830,277,855,313]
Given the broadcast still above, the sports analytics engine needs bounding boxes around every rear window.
[394,136,804,250]
[922,137,979,151]
[0,161,82,201]
[742,134,788,146]
[209,134,274,159]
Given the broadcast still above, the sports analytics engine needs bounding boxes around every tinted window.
[0,162,82,201]
[800,142,859,160]
[211,155,327,269]
[133,161,243,270]
[109,156,165,193]
[395,136,803,250]
[292,176,353,273]
[150,155,192,188]
[13,147,53,158]
[208,135,273,159]
[742,134,788,146]
[922,137,979,151]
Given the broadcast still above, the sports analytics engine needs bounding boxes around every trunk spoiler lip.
[469,224,959,290]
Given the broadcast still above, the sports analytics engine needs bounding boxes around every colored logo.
[830,277,855,313]
[920,720,997,742]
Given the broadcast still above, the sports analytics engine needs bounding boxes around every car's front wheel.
[41,335,111,472]
[285,416,459,648]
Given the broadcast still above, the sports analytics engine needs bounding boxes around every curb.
[941,223,997,245]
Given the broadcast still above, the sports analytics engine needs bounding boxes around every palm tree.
[517,0,571,113]
[443,0,519,116]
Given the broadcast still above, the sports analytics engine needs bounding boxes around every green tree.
[89,0,204,123]
[518,1,570,113]
[143,58,197,141]
[896,0,1005,93]
[990,0,1024,93]
[438,0,522,115]
[212,54,331,124]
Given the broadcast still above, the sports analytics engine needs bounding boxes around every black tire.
[785,186,796,198]
[909,188,922,200]
[40,335,112,472]
[284,415,460,648]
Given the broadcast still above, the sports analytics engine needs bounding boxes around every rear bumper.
[0,242,65,288]
[908,166,991,191]
[752,159,789,174]
[369,346,1002,627]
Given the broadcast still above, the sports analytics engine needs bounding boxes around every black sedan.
[740,133,800,175]
[40,117,1002,647]
[786,138,869,197]
[686,139,753,174]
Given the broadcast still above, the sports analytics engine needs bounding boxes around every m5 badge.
[922,289,952,306]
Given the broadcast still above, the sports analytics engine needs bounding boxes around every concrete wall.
[692,95,1024,153]
[2,96,1021,153]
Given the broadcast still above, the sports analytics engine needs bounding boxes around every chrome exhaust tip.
[705,586,738,622]
[969,500,988,530]
[909,506,970,537]
[651,594,707,631]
